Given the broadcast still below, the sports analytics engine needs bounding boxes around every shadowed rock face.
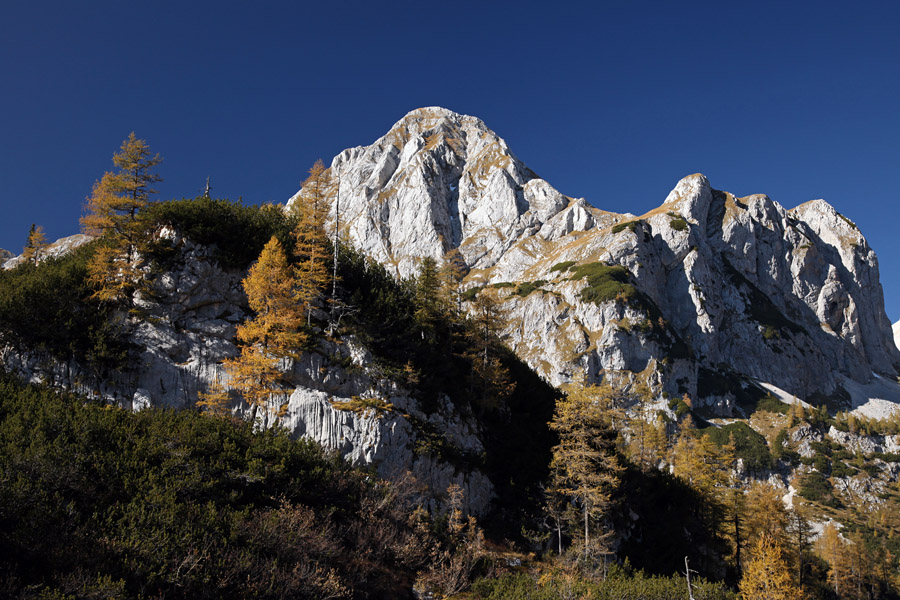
[293,107,900,411]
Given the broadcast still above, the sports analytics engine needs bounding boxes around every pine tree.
[292,160,332,325]
[22,224,48,264]
[739,535,803,600]
[414,256,444,343]
[548,382,624,565]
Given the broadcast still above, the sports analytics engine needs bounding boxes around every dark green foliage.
[570,262,636,305]
[757,392,790,415]
[462,286,484,302]
[140,197,297,269]
[667,213,688,232]
[515,280,546,297]
[0,240,129,373]
[549,260,576,273]
[797,470,841,507]
[610,220,640,235]
[703,422,772,472]
[491,281,515,289]
[669,395,692,418]
[0,373,429,599]
[336,245,558,538]
[471,567,736,599]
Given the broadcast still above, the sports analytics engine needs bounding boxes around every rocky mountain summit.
[292,107,900,416]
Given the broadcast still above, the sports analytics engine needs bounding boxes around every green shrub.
[570,262,636,306]
[704,421,772,472]
[140,197,296,269]
[798,470,841,507]
[515,280,546,297]
[668,213,688,231]
[549,260,576,273]
[0,373,431,598]
[0,241,129,371]
[611,220,640,234]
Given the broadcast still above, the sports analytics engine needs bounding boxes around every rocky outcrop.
[3,227,494,514]
[293,107,900,412]
[0,248,12,267]
[894,321,900,351]
[2,234,94,269]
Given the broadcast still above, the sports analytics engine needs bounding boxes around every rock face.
[2,228,494,514]
[894,321,900,352]
[2,234,94,269]
[291,107,900,411]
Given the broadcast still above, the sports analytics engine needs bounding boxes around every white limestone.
[291,108,900,413]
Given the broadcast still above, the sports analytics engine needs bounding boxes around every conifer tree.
[414,256,444,343]
[292,160,332,325]
[226,236,304,421]
[22,224,48,264]
[465,290,514,408]
[80,133,162,302]
[548,382,624,565]
[739,535,803,600]
[196,376,231,418]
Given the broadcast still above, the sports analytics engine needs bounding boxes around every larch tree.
[739,535,803,600]
[22,224,48,264]
[548,382,624,566]
[226,236,305,422]
[80,133,162,302]
[196,376,231,418]
[292,160,332,325]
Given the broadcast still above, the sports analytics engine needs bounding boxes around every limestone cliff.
[291,107,900,413]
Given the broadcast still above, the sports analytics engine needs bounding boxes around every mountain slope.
[295,107,900,413]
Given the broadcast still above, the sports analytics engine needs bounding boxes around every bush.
[0,373,432,598]
[140,197,296,269]
[549,260,576,273]
[798,470,841,507]
[704,421,772,472]
[0,240,128,372]
[570,262,636,306]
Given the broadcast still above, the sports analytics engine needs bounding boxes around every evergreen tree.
[22,223,48,264]
[548,382,624,565]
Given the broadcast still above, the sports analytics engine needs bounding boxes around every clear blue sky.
[2,1,899,320]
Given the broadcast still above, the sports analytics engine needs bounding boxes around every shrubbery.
[0,373,431,599]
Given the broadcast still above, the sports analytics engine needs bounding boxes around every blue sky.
[2,1,899,321]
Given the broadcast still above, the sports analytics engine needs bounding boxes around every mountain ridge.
[293,106,900,415]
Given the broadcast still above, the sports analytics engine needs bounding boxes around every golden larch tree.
[548,382,624,564]
[739,535,803,600]
[81,133,162,302]
[292,160,332,325]
[226,236,305,422]
[22,224,48,264]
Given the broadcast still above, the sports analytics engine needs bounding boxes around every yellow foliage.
[196,377,231,418]
[739,535,803,600]
[22,224,48,264]
[237,235,306,356]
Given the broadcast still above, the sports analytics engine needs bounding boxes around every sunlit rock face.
[893,321,900,352]
[293,107,900,412]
